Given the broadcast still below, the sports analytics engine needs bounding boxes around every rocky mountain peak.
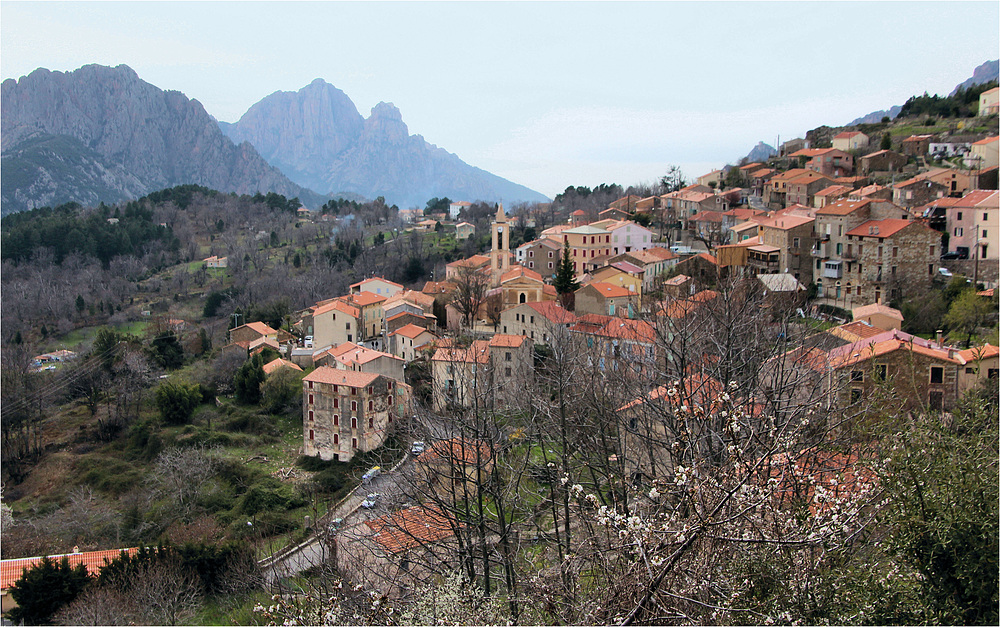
[364,102,408,145]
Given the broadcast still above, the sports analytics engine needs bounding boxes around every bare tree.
[450,266,490,328]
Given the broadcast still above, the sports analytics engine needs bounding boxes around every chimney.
[936,329,943,346]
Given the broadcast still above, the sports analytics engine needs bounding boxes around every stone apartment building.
[302,368,410,462]
[755,214,815,280]
[841,219,939,305]
[803,200,920,308]
[784,171,835,208]
[499,301,577,344]
[517,238,562,276]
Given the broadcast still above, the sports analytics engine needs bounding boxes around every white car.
[938,267,953,278]
[361,493,380,509]
[411,441,426,455]
[304,335,314,348]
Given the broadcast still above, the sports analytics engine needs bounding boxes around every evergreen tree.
[554,241,579,306]
[8,556,92,625]
[234,354,265,405]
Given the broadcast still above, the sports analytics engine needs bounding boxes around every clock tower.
[490,203,510,287]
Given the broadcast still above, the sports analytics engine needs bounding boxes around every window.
[334,433,339,445]
[955,227,963,237]
[957,211,963,220]
[850,389,862,404]
[308,380,313,389]
[929,366,944,384]
[334,414,339,426]
[892,247,898,258]
[505,367,512,377]
[334,398,339,408]
[369,417,374,428]
[351,400,358,412]
[308,410,314,421]
[851,370,864,382]
[984,213,989,222]
[793,237,800,248]
[873,364,887,382]
[308,394,314,405]
[351,387,357,395]
[929,264,934,276]
[528,250,534,257]
[351,417,357,429]
[368,400,373,411]
[352,437,358,449]
[309,429,314,440]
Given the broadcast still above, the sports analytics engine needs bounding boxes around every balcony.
[823,261,843,279]
[811,243,828,258]
[840,249,857,261]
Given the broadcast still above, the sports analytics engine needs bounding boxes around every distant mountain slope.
[220,79,550,208]
[847,59,998,126]
[1,64,327,215]
[950,60,999,96]
[743,141,777,163]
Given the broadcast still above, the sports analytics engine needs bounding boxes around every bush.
[156,380,202,425]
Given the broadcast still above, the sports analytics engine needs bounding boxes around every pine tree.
[554,241,579,298]
[8,556,92,625]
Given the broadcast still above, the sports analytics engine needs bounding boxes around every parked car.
[938,267,953,278]
[410,441,426,455]
[304,335,314,348]
[361,493,380,509]
[940,251,963,260]
[362,466,381,484]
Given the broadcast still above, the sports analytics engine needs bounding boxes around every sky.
[2,1,999,200]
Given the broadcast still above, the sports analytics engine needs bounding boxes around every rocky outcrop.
[950,60,999,96]
[221,80,549,208]
[743,141,776,164]
[1,64,327,215]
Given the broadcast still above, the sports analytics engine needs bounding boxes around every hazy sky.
[2,1,998,199]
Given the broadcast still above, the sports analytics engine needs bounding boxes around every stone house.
[755,214,815,281]
[203,255,228,268]
[302,368,410,462]
[901,134,932,157]
[813,184,853,208]
[454,222,476,240]
[858,149,907,174]
[842,219,939,305]
[516,238,561,275]
[811,199,921,306]
[499,300,577,343]
[230,321,278,345]
[790,148,854,177]
[784,171,835,208]
[314,342,406,382]
[892,176,949,209]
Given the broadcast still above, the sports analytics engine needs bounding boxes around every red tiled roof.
[350,291,386,307]
[525,301,577,324]
[431,341,491,364]
[816,198,872,216]
[302,366,380,387]
[489,334,527,348]
[263,358,303,375]
[417,438,493,467]
[350,277,404,290]
[366,505,458,555]
[501,266,543,283]
[584,282,632,298]
[753,448,878,515]
[852,303,904,322]
[393,323,434,340]
[2,548,138,590]
[957,344,999,362]
[845,219,915,239]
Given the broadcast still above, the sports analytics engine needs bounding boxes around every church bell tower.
[490,203,509,287]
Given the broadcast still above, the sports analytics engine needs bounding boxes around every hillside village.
[1,92,998,624]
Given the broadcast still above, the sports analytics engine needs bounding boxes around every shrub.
[8,556,92,625]
[155,380,202,425]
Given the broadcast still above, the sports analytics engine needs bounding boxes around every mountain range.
[219,79,549,208]
[1,65,548,216]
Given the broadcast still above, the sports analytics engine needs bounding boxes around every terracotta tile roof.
[972,136,998,145]
[630,247,679,263]
[756,214,814,230]
[314,299,360,318]
[501,266,544,283]
[335,345,403,367]
[750,168,775,178]
[431,341,491,364]
[827,321,884,343]
[393,323,435,340]
[302,366,380,387]
[2,548,138,590]
[489,334,528,348]
[663,274,690,286]
[834,131,865,139]
[524,301,577,324]
[739,162,763,171]
[753,448,878,515]
[852,303,904,322]
[816,198,872,216]
[237,321,277,336]
[829,337,960,369]
[657,290,718,318]
[584,282,633,298]
[955,189,999,208]
[418,438,494,468]
[421,281,458,296]
[263,358,303,375]
[446,254,490,269]
[350,277,403,290]
[597,318,656,343]
[845,219,914,239]
[350,291,386,307]
[696,252,718,264]
[690,210,726,223]
[815,184,853,198]
[957,344,999,362]
[366,505,458,555]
